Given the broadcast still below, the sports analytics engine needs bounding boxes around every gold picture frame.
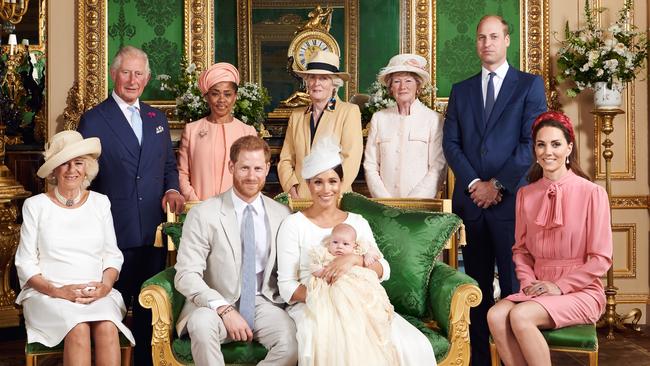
[237,0,358,100]
[67,0,213,130]
[69,0,550,128]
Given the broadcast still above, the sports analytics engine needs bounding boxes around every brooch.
[198,129,208,138]
[156,126,164,134]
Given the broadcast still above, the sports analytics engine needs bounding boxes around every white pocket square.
[156,126,164,134]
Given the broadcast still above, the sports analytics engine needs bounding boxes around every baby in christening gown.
[299,223,400,366]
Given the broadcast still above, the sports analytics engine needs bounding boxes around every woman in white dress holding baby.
[277,137,436,366]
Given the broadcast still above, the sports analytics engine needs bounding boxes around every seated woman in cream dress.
[177,62,256,201]
[364,53,446,198]
[301,222,399,366]
[15,131,135,365]
[277,137,436,366]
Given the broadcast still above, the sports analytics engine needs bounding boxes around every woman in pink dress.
[487,111,612,366]
[177,63,257,201]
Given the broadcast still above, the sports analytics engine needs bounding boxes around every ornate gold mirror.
[0,0,47,143]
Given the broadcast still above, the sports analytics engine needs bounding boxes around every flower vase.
[593,82,622,109]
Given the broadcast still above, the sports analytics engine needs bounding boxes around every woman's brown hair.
[527,113,591,183]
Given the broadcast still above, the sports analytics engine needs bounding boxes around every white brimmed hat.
[37,130,101,178]
[301,136,342,180]
[377,53,430,86]
[294,50,350,81]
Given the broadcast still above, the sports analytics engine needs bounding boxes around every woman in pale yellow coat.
[278,50,363,199]
[177,63,256,201]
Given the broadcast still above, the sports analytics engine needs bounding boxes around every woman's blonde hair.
[48,155,99,189]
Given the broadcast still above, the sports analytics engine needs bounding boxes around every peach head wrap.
[198,62,240,95]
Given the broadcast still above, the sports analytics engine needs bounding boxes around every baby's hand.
[363,252,380,267]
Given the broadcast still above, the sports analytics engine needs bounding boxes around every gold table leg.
[591,108,642,339]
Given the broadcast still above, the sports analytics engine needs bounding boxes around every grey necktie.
[240,204,256,330]
[484,72,496,124]
[127,105,143,144]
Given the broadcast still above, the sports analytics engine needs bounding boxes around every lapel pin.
[156,126,164,134]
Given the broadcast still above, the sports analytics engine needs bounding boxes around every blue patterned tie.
[240,205,256,330]
[484,72,496,124]
[127,105,143,144]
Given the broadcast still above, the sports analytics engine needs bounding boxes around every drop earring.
[566,156,570,165]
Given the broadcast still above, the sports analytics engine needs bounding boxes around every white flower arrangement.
[556,0,649,97]
[361,80,436,122]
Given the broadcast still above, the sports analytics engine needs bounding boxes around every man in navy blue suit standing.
[442,15,547,365]
[78,46,185,365]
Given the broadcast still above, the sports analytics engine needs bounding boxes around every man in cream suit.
[174,135,298,366]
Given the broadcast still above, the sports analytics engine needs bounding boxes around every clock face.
[297,39,330,69]
[288,30,340,71]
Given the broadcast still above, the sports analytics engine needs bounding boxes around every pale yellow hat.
[37,131,101,178]
[377,53,430,86]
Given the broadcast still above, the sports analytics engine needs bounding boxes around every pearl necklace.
[54,187,82,207]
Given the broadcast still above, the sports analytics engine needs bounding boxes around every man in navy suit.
[442,15,547,365]
[78,46,185,365]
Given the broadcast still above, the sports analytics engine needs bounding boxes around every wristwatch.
[491,178,505,193]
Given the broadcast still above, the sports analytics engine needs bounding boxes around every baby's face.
[328,230,357,256]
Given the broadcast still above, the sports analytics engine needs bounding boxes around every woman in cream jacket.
[364,54,446,198]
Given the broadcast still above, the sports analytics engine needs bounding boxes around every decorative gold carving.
[261,14,303,25]
[439,284,482,366]
[254,0,345,8]
[236,1,358,99]
[63,81,87,131]
[75,0,107,111]
[610,196,649,209]
[138,287,183,366]
[0,124,30,328]
[236,0,253,82]
[521,0,551,96]
[611,224,636,278]
[344,0,358,97]
[296,5,333,33]
[72,0,210,127]
[400,0,413,53]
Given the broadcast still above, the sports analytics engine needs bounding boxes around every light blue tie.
[484,72,496,124]
[240,205,256,330]
[127,105,143,144]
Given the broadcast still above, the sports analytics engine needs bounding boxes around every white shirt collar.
[112,90,141,111]
[231,189,264,217]
[481,61,509,81]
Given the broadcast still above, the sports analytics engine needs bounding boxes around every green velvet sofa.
[139,194,481,366]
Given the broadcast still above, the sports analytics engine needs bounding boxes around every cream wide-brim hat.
[377,53,431,86]
[294,50,350,82]
[37,130,102,178]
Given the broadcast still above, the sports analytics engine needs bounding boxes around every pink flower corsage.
[147,111,156,118]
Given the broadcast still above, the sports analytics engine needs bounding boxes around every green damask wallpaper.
[436,0,520,97]
[107,0,184,101]
[215,0,237,66]
[359,0,400,93]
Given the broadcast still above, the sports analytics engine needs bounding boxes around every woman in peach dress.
[177,63,256,201]
[487,111,612,366]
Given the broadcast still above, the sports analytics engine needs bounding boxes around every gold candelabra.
[592,108,642,340]
[0,0,29,24]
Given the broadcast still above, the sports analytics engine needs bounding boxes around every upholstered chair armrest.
[427,262,482,366]
[139,267,186,366]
